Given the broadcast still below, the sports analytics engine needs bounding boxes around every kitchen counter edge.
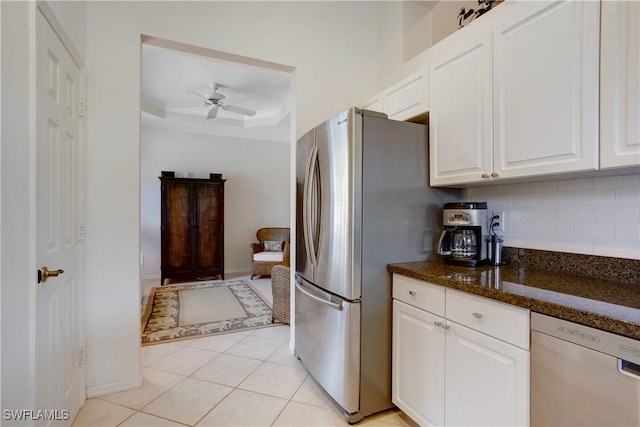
[388,261,640,340]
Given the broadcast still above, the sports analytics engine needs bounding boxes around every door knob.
[38,266,64,284]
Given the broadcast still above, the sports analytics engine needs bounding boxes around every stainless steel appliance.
[531,313,640,426]
[295,107,460,422]
[437,201,488,266]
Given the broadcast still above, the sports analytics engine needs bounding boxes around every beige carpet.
[141,279,278,346]
[178,286,247,326]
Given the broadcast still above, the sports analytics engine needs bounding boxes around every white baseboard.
[225,269,251,278]
[86,374,144,398]
[143,270,250,281]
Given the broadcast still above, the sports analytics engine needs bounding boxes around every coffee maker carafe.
[437,202,488,266]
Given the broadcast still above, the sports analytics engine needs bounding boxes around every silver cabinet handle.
[409,290,417,296]
[491,172,499,177]
[443,324,451,330]
[481,173,490,178]
[472,312,483,319]
[433,321,443,327]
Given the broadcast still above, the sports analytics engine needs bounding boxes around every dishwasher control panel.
[531,312,640,363]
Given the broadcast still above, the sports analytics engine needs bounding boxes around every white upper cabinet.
[429,30,493,186]
[492,1,600,179]
[363,68,429,121]
[361,94,385,114]
[429,0,601,186]
[600,1,640,169]
[385,68,429,121]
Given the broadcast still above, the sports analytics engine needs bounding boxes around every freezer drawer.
[294,275,361,414]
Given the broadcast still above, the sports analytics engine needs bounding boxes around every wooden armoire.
[159,173,225,284]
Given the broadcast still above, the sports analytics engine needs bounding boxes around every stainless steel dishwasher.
[531,313,640,426]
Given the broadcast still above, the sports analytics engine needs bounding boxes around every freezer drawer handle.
[295,280,343,311]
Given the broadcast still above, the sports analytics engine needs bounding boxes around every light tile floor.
[73,275,418,427]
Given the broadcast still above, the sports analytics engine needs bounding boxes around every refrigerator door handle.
[304,146,319,266]
[295,277,343,311]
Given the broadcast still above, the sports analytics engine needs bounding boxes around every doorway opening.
[138,35,295,313]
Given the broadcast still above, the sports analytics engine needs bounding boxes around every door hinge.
[79,225,85,242]
[79,101,86,117]
[79,347,85,366]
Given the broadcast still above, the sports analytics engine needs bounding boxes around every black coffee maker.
[437,202,488,266]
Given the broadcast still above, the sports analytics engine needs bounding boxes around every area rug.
[141,279,277,346]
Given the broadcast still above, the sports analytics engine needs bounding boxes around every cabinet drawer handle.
[491,172,499,178]
[472,312,483,319]
[433,321,443,327]
[481,174,490,179]
[443,324,451,330]
[409,290,417,296]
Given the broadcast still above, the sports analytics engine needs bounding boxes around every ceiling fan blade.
[187,89,209,100]
[206,105,219,119]
[222,104,256,117]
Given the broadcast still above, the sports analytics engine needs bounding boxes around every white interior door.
[36,10,84,425]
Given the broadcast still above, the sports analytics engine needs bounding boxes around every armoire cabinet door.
[600,0,640,169]
[429,30,493,186]
[193,183,223,275]
[163,181,192,272]
[492,0,600,179]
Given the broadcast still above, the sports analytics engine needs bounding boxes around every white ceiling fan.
[186,84,256,119]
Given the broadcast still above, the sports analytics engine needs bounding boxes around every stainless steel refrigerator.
[295,107,460,422]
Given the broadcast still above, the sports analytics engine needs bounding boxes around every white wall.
[141,124,290,279]
[1,1,35,412]
[85,1,380,394]
[467,175,640,260]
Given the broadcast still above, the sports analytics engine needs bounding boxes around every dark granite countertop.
[388,260,640,340]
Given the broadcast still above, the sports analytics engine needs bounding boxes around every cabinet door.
[385,68,429,121]
[392,300,445,427]
[445,322,529,427]
[193,182,223,275]
[429,30,493,186]
[600,1,640,169]
[162,181,193,273]
[361,94,385,114]
[492,1,600,179]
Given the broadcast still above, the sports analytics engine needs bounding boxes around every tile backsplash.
[466,174,640,260]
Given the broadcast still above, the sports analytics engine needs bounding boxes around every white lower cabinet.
[393,300,445,427]
[445,322,529,427]
[392,275,530,427]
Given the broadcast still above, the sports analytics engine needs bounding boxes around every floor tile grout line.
[133,338,302,426]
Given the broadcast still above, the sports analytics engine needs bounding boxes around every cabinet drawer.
[393,275,445,317]
[446,289,530,350]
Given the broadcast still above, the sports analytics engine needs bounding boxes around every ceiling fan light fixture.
[187,84,257,119]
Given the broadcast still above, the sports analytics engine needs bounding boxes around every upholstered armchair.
[250,227,290,279]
